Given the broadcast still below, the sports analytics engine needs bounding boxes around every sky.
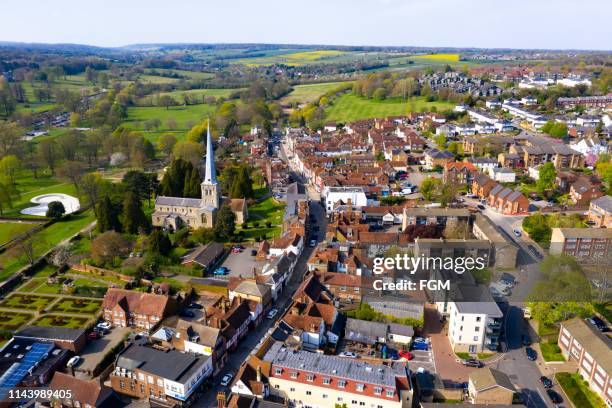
[1,0,611,50]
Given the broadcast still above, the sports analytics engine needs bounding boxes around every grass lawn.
[0,294,55,311]
[0,311,34,331]
[50,298,102,314]
[280,82,350,104]
[325,94,454,123]
[540,340,565,362]
[477,353,495,360]
[67,268,126,287]
[247,197,285,226]
[16,277,47,293]
[33,314,92,329]
[0,210,95,281]
[0,222,39,246]
[557,372,606,408]
[455,352,471,360]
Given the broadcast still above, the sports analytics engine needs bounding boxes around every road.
[195,159,326,407]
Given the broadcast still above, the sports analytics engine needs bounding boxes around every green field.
[280,82,350,105]
[557,372,606,408]
[0,210,95,281]
[143,88,241,105]
[123,104,217,143]
[239,197,285,241]
[143,69,215,81]
[233,49,349,66]
[0,222,39,246]
[325,94,454,123]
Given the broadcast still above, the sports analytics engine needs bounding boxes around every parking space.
[216,244,266,279]
[406,348,436,374]
[75,326,131,378]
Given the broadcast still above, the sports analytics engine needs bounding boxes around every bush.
[253,221,260,228]
[265,221,272,228]
[241,223,248,229]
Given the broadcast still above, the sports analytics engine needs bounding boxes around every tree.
[447,141,463,156]
[434,133,447,149]
[46,201,65,219]
[537,162,556,194]
[522,214,552,243]
[57,161,85,193]
[0,121,23,156]
[81,173,107,215]
[183,167,202,198]
[173,141,203,166]
[0,77,17,117]
[148,229,172,256]
[38,139,58,174]
[0,155,20,185]
[192,227,216,244]
[91,231,128,265]
[0,180,18,215]
[214,204,236,241]
[122,191,149,234]
[48,243,71,267]
[420,177,441,201]
[96,195,121,232]
[158,133,177,155]
[230,165,254,199]
[158,95,179,110]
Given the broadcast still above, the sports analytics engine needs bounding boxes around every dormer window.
[386,389,395,397]
[290,371,298,379]
[356,383,364,392]
[306,374,314,382]
[323,377,331,385]
[275,368,282,375]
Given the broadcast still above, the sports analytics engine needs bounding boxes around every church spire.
[204,119,217,184]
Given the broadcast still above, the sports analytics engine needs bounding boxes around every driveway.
[76,327,131,378]
[422,304,478,382]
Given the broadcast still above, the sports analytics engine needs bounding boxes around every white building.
[489,167,516,183]
[570,136,608,158]
[485,100,502,109]
[557,76,592,88]
[323,186,368,212]
[445,301,503,353]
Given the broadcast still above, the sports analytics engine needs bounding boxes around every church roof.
[204,121,217,184]
[156,196,203,208]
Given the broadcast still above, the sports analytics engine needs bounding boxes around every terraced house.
[263,342,414,408]
[102,289,170,330]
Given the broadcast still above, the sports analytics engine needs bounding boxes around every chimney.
[256,366,262,382]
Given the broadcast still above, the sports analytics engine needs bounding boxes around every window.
[140,384,145,393]
[386,389,394,397]
[475,327,480,332]
[374,387,382,395]
[119,380,125,389]
[338,380,346,388]
[356,383,365,392]
[275,368,282,375]
[290,371,298,379]
[157,379,163,387]
[474,336,479,341]
[306,391,312,396]
[274,385,279,389]
[323,377,331,385]
[147,375,153,384]
[290,388,295,392]
[306,374,314,382]
[461,316,464,321]
[138,373,145,381]
[476,316,481,322]
[322,394,328,399]
[359,403,365,406]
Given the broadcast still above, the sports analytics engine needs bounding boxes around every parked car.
[589,316,609,332]
[267,308,278,319]
[180,309,195,318]
[220,373,234,387]
[250,249,257,256]
[87,331,101,340]
[189,302,203,309]
[412,342,428,351]
[513,228,521,237]
[399,351,414,360]
[339,351,357,358]
[67,356,81,368]
[525,347,537,361]
[522,335,531,346]
[93,326,109,335]
[546,389,563,404]
[388,349,399,360]
[96,321,111,330]
[213,267,229,276]
[462,359,483,368]
[540,376,553,389]
[477,204,485,210]
[309,240,317,247]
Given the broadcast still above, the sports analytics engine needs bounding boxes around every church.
[152,123,247,230]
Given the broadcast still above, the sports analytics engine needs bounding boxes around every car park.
[220,373,234,387]
[540,376,553,389]
[387,349,399,360]
[267,308,278,319]
[525,347,537,361]
[67,356,81,367]
[412,338,429,351]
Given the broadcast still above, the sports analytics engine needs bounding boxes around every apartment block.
[550,228,612,261]
[558,318,612,406]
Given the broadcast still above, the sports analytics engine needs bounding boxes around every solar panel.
[0,342,54,392]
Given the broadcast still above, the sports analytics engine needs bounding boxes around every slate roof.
[155,196,203,208]
[15,326,85,342]
[116,343,209,382]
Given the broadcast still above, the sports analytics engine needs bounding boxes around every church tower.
[201,121,220,209]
